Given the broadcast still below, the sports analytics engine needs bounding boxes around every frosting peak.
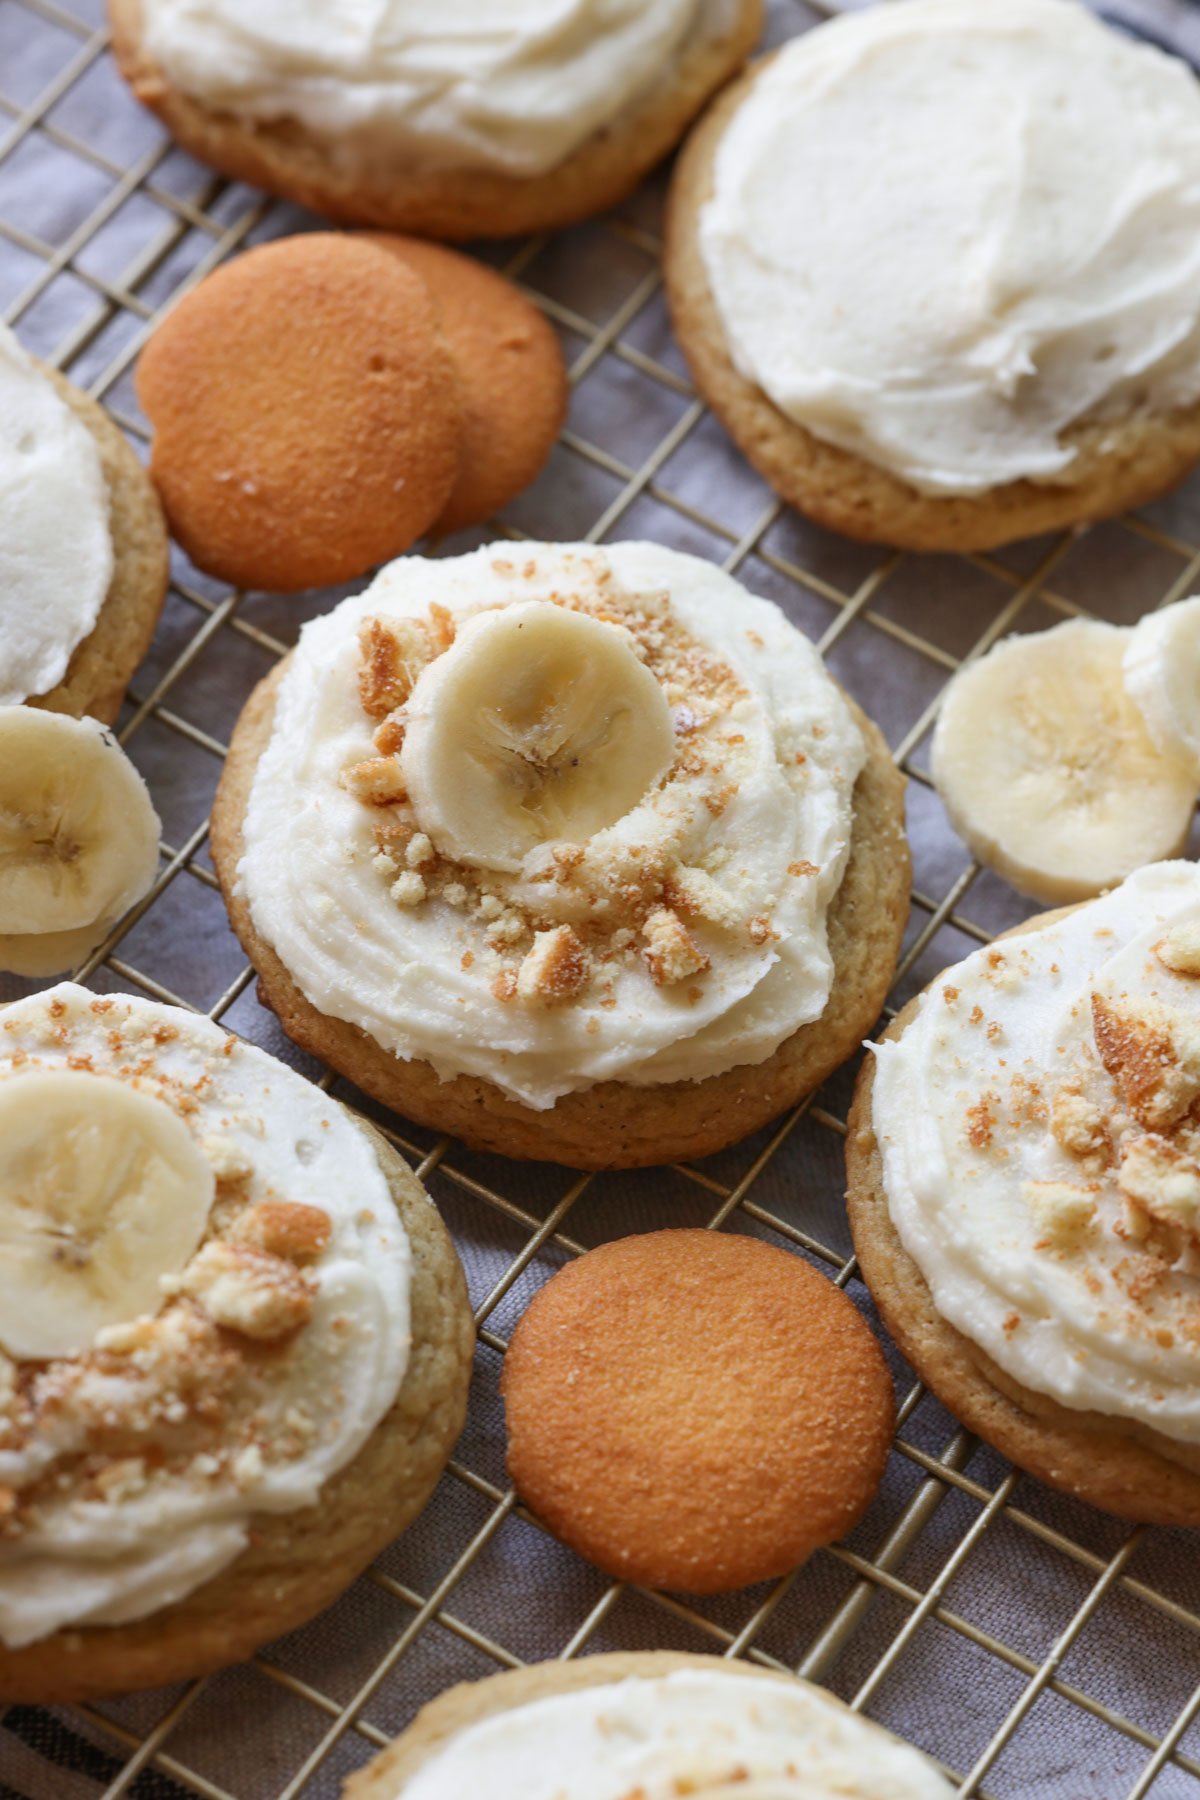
[699,0,1200,494]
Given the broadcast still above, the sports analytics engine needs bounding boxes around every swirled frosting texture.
[400,1670,953,1798]
[0,325,113,706]
[872,863,1200,1448]
[237,543,865,1109]
[0,984,411,1647]
[139,0,729,175]
[699,0,1200,495]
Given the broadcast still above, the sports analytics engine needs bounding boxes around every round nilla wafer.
[136,233,462,592]
[502,1228,895,1591]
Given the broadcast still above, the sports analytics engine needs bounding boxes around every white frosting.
[699,0,1200,495]
[139,0,730,176]
[872,863,1200,1446]
[0,983,411,1647]
[0,326,113,706]
[237,542,865,1110]
[400,1670,953,1798]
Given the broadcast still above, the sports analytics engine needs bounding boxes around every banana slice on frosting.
[401,600,675,873]
[1124,596,1200,784]
[0,1069,214,1360]
[0,707,161,976]
[931,618,1197,904]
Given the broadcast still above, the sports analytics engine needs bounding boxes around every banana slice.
[1124,596,1200,783]
[401,601,675,872]
[931,618,1197,904]
[0,708,160,975]
[0,1070,214,1360]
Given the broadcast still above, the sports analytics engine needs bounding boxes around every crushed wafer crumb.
[341,756,408,807]
[1050,1091,1111,1169]
[517,926,590,1006]
[228,1201,331,1265]
[1022,1179,1097,1247]
[356,616,432,718]
[1118,1133,1200,1264]
[1157,922,1200,978]
[1092,993,1200,1130]
[181,1241,314,1341]
[642,908,710,987]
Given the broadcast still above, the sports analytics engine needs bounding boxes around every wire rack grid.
[3,1,1200,1796]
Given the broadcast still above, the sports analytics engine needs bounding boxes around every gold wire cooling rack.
[4,1,1200,1796]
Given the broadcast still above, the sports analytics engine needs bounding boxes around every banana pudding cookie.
[667,0,1200,552]
[343,1652,954,1798]
[0,984,472,1701]
[110,0,762,241]
[212,542,909,1167]
[847,862,1200,1524]
[0,324,167,723]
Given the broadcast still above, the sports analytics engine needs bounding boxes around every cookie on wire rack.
[666,0,1200,552]
[847,861,1200,1525]
[108,0,764,240]
[210,540,910,1168]
[502,1230,895,1592]
[0,984,473,1702]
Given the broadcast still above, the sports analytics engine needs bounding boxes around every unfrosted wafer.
[363,235,566,534]
[136,234,462,593]
[501,1229,895,1590]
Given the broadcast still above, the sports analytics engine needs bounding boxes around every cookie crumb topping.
[1157,922,1200,977]
[517,925,590,1006]
[1022,1179,1097,1248]
[642,906,710,987]
[357,615,433,719]
[1091,993,1200,1130]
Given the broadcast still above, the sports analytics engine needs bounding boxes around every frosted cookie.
[210,542,909,1169]
[1,326,167,724]
[931,619,1200,904]
[502,1230,894,1591]
[0,983,473,1701]
[0,709,160,977]
[362,235,567,536]
[110,0,763,241]
[666,0,1200,552]
[136,234,462,593]
[846,861,1200,1524]
[342,1652,953,1798]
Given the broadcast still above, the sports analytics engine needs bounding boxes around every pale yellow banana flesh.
[401,601,675,873]
[931,618,1197,905]
[1124,596,1200,784]
[0,1070,214,1360]
[0,707,160,970]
